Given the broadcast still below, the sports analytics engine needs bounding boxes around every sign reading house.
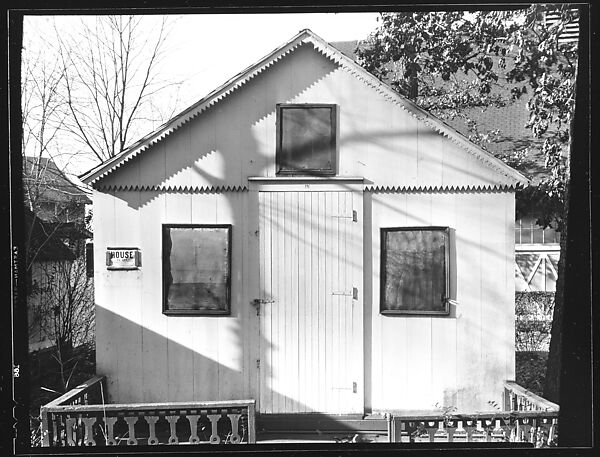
[106,248,141,270]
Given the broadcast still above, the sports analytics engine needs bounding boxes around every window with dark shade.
[276,104,337,175]
[85,243,94,278]
[380,227,450,315]
[162,225,231,315]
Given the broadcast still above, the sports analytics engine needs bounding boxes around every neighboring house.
[80,29,527,416]
[24,156,92,352]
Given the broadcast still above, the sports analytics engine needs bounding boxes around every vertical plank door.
[257,190,363,414]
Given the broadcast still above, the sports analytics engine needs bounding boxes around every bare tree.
[29,257,94,391]
[55,15,181,162]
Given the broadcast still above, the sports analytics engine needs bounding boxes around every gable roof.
[80,29,528,188]
[24,156,91,205]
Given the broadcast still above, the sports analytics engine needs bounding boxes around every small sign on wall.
[106,247,141,270]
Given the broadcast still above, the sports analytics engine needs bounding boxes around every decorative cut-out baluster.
[471,420,487,442]
[434,421,449,442]
[187,415,201,444]
[208,413,222,444]
[453,420,468,442]
[491,419,505,442]
[124,416,138,445]
[228,413,242,443]
[548,418,557,445]
[81,417,97,446]
[51,415,58,446]
[104,416,118,445]
[166,415,180,444]
[65,417,77,446]
[146,415,160,445]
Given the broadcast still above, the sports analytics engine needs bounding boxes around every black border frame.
[380,226,451,316]
[161,224,232,316]
[275,103,338,176]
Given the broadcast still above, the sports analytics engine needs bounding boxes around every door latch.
[251,298,275,316]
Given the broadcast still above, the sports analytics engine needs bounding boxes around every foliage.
[515,292,554,351]
[356,5,578,231]
[28,342,96,446]
[516,351,548,398]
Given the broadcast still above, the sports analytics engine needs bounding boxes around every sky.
[22,12,381,177]
[161,13,380,107]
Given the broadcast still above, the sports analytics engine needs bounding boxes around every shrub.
[515,292,554,351]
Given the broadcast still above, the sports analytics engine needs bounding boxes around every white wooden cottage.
[80,29,528,417]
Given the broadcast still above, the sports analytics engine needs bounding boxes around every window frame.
[380,226,451,316]
[275,103,338,176]
[162,223,232,316]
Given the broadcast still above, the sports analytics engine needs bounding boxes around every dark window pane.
[85,243,94,278]
[277,105,336,174]
[521,226,532,244]
[532,226,544,243]
[381,228,448,314]
[163,226,231,314]
[543,227,559,244]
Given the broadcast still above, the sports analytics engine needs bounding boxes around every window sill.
[163,309,231,317]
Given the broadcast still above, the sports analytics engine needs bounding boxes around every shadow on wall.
[95,305,309,414]
[101,43,340,211]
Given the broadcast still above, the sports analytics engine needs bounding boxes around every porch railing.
[388,410,558,446]
[388,381,559,446]
[40,375,256,446]
[503,380,559,412]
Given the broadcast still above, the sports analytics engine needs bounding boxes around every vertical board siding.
[190,193,220,401]
[93,190,117,400]
[96,190,248,404]
[504,196,517,382]
[216,192,245,400]
[139,192,169,403]
[455,193,484,411]
[480,191,508,406]
[430,192,458,408]
[165,193,195,402]
[403,192,433,408]
[112,191,143,403]
[370,191,514,413]
[258,190,362,414]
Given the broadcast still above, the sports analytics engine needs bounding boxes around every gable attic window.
[276,103,337,175]
[380,227,450,315]
[162,224,232,315]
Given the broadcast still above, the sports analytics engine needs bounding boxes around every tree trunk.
[542,195,567,403]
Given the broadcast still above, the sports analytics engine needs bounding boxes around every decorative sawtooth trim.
[94,184,248,192]
[83,30,526,188]
[307,36,527,186]
[364,184,515,192]
[84,42,303,185]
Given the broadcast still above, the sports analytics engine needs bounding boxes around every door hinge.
[256,359,260,369]
[332,382,358,392]
[331,210,357,222]
[331,287,358,300]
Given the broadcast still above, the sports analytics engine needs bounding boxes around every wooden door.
[257,190,363,414]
